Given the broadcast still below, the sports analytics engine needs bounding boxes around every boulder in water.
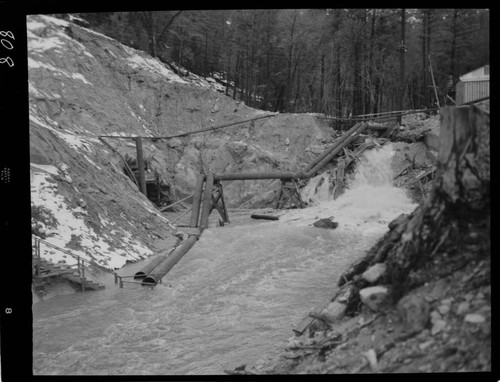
[313,217,338,229]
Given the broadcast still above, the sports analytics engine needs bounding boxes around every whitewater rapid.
[283,144,416,235]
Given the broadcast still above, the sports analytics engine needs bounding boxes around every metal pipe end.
[133,271,147,280]
[142,276,158,286]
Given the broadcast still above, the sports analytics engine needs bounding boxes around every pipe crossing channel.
[133,122,369,286]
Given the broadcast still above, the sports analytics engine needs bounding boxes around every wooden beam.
[159,194,194,212]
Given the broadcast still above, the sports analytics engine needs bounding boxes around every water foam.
[281,144,416,234]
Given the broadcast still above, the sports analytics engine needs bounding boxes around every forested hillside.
[77,9,489,114]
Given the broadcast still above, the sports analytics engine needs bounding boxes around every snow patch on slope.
[28,58,92,85]
[123,45,189,85]
[31,171,152,269]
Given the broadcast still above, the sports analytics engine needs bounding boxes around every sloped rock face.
[28,15,334,267]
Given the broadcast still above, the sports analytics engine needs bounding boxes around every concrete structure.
[455,65,489,104]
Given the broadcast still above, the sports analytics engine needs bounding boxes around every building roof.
[459,65,490,82]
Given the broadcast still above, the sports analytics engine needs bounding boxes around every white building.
[455,65,490,104]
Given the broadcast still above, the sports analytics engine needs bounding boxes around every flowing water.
[32,144,416,375]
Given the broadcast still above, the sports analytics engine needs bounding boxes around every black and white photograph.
[1,6,492,378]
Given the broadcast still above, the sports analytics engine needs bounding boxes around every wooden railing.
[32,235,123,289]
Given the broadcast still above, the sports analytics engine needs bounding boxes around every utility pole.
[397,8,406,124]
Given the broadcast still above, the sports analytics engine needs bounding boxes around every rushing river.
[32,144,416,375]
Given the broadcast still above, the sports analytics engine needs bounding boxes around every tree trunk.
[225,43,232,96]
[339,106,489,309]
[397,8,406,123]
[421,10,428,108]
[352,41,361,116]
[366,9,377,114]
[320,54,325,113]
[449,10,459,87]
[233,51,240,100]
[336,46,342,120]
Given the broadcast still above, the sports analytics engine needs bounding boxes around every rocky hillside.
[28,14,334,269]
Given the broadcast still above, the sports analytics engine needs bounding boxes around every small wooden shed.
[455,65,489,104]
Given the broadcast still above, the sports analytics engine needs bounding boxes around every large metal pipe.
[214,123,369,182]
[136,174,206,285]
[134,254,167,279]
[141,235,199,285]
[199,173,215,233]
[214,171,300,181]
[189,174,205,228]
[135,137,147,196]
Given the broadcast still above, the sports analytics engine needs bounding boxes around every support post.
[81,264,85,292]
[275,179,304,210]
[114,273,118,284]
[35,238,40,276]
[135,137,147,196]
[119,277,123,288]
[77,258,83,291]
[189,174,205,228]
[199,173,214,233]
[275,187,284,209]
[212,181,229,223]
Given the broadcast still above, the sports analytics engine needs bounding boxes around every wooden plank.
[37,270,74,278]
[250,214,279,220]
[159,194,194,212]
[171,207,193,223]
